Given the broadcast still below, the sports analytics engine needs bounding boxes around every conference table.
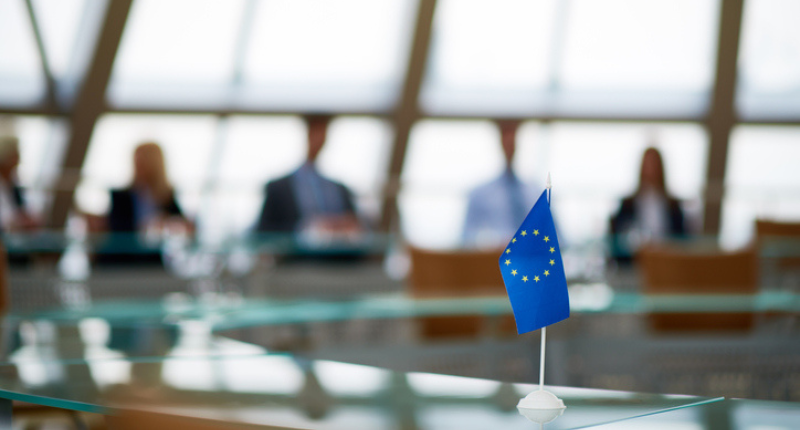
[0,329,796,429]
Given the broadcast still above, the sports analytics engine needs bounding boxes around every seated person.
[256,115,362,250]
[0,136,38,233]
[610,147,686,264]
[462,120,538,249]
[99,142,192,264]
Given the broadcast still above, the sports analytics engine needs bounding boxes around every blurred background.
[1,0,800,425]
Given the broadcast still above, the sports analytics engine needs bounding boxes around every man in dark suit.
[256,115,361,236]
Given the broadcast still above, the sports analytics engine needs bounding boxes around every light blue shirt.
[462,170,539,248]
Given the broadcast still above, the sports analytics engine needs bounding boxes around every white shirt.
[634,190,669,242]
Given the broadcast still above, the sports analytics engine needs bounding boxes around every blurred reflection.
[78,318,131,387]
[10,320,64,387]
[610,147,687,264]
[462,120,538,249]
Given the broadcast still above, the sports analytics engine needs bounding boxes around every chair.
[638,247,758,332]
[407,247,514,339]
[755,220,800,274]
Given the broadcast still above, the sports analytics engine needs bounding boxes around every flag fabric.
[498,189,570,334]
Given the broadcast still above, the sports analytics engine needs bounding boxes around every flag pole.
[540,172,551,391]
[517,172,566,423]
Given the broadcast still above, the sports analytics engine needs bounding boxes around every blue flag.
[498,190,570,334]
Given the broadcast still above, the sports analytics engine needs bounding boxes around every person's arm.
[256,181,296,233]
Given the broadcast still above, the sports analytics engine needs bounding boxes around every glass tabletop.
[590,397,800,429]
[9,289,800,332]
[0,352,722,429]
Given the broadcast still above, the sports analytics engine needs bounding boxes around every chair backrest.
[407,247,513,339]
[755,220,800,239]
[638,247,758,333]
[754,219,800,271]
[638,247,758,295]
[407,247,504,297]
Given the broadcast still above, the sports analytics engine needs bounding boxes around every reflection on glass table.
[0,353,722,429]
[0,317,266,368]
[9,288,800,332]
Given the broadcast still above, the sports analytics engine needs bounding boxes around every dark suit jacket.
[108,188,183,232]
[256,173,356,233]
[610,194,686,263]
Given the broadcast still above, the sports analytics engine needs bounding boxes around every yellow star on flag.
[505,259,511,266]
[549,247,555,253]
[522,276,528,282]
[521,230,527,237]
[512,238,517,243]
[544,236,550,242]
[544,270,550,276]
[506,249,511,254]
[533,230,539,236]
[549,259,555,265]
[534,275,540,282]
[511,269,518,276]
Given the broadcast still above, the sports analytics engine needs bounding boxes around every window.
[0,0,46,105]
[30,0,88,79]
[401,120,708,249]
[737,0,800,119]
[721,126,800,249]
[421,0,557,115]
[401,120,505,249]
[109,0,246,106]
[77,115,218,216]
[240,0,417,111]
[108,0,417,111]
[422,0,719,117]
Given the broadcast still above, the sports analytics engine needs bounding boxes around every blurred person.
[0,136,39,232]
[107,142,191,235]
[610,147,686,264]
[256,115,361,239]
[462,120,538,248]
[94,143,192,265]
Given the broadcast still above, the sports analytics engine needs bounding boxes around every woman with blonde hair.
[107,142,189,233]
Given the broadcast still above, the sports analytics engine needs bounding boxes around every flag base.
[517,390,566,424]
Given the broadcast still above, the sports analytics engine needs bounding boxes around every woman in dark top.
[101,142,192,264]
[610,147,686,264]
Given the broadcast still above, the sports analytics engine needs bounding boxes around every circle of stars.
[503,227,558,287]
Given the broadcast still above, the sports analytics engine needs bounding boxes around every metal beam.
[702,0,745,235]
[379,0,437,231]
[48,0,133,228]
[22,0,60,112]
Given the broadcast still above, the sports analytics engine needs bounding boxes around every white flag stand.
[517,174,566,424]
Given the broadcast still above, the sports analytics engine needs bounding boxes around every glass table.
[9,289,800,332]
[0,352,723,429]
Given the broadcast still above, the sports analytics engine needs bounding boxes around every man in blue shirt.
[462,120,538,248]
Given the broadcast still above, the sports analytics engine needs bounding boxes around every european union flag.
[499,189,570,334]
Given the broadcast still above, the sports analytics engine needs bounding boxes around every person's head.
[132,142,169,192]
[0,136,20,178]
[305,115,332,163]
[496,120,521,167]
[637,147,667,194]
